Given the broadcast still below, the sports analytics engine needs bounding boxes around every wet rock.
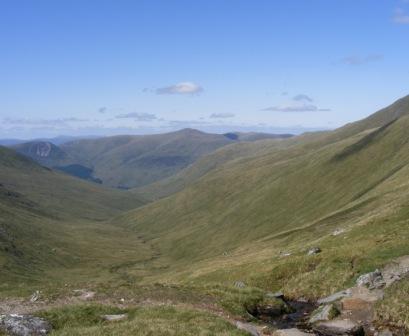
[307,247,321,256]
[317,289,352,304]
[234,281,246,288]
[273,328,315,336]
[246,297,293,319]
[309,304,340,324]
[356,269,385,289]
[101,314,128,322]
[235,321,260,336]
[0,314,52,335]
[313,319,364,336]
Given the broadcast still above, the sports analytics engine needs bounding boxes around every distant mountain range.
[11,129,292,189]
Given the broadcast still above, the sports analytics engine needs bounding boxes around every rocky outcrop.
[0,314,52,336]
[317,289,352,305]
[309,304,339,324]
[313,319,364,336]
[356,269,385,289]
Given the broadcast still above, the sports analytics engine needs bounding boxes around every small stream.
[265,300,317,330]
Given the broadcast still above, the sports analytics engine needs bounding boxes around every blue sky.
[0,0,408,138]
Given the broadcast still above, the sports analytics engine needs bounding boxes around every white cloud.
[156,82,203,95]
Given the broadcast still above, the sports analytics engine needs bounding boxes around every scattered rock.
[356,269,385,289]
[73,289,95,300]
[307,247,321,256]
[317,289,352,305]
[279,251,291,257]
[101,314,128,322]
[273,329,315,336]
[332,228,345,236]
[0,314,52,336]
[313,319,364,336]
[29,291,40,303]
[234,281,246,288]
[265,291,284,299]
[235,321,260,336]
[309,304,340,324]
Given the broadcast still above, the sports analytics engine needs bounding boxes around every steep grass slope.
[115,96,409,300]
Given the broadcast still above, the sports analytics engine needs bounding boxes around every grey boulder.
[0,314,52,336]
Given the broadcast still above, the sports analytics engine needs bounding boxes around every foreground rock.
[317,289,352,305]
[273,328,315,336]
[313,319,364,336]
[101,314,128,322]
[309,304,339,324]
[0,314,52,336]
[356,269,385,289]
[307,247,321,256]
[235,321,259,336]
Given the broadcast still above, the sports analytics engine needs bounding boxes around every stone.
[317,289,352,304]
[0,314,52,336]
[29,291,40,303]
[273,328,315,336]
[235,321,260,336]
[332,228,345,236]
[101,314,128,322]
[307,247,321,256]
[309,304,340,324]
[265,291,284,299]
[234,281,246,288]
[356,269,385,289]
[313,319,364,336]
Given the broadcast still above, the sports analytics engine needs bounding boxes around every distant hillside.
[13,129,292,189]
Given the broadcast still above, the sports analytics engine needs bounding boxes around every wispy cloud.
[262,94,330,113]
[340,54,384,65]
[393,8,409,24]
[115,113,157,121]
[98,107,107,114]
[209,113,235,119]
[262,104,331,113]
[2,117,87,126]
[156,82,203,95]
[293,94,313,102]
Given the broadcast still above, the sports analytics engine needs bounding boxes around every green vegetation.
[2,96,409,333]
[37,305,247,336]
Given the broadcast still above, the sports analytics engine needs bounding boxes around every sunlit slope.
[116,98,409,266]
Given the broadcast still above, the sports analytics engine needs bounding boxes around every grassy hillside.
[0,146,148,289]
[114,97,409,302]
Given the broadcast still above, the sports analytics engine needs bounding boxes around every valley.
[2,97,409,335]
